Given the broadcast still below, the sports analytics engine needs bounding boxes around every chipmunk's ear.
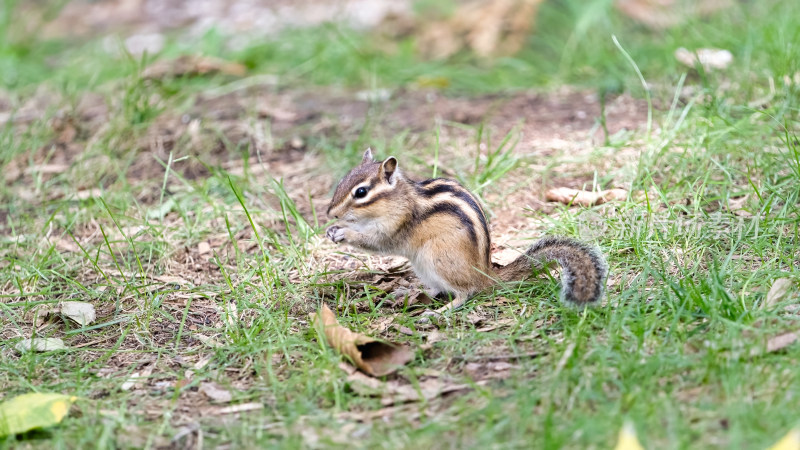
[361,148,374,165]
[381,156,398,185]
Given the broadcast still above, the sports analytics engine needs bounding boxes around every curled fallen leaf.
[545,187,628,206]
[311,304,413,377]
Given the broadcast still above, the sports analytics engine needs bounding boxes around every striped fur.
[326,149,608,315]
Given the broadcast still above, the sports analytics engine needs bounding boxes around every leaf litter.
[14,338,67,353]
[59,301,97,326]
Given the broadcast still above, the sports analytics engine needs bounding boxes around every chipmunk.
[326,148,608,320]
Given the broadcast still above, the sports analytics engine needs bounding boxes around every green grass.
[2,0,800,448]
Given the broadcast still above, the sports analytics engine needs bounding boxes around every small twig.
[453,351,545,362]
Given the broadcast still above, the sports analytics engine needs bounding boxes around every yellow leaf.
[0,393,77,437]
[768,428,800,450]
[614,422,644,450]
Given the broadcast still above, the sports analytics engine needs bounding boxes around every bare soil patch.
[3,81,649,434]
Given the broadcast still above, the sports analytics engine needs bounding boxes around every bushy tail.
[495,236,608,306]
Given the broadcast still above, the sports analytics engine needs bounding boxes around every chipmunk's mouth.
[339,213,358,224]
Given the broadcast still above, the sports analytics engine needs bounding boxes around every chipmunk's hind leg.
[433,293,469,314]
[417,292,470,326]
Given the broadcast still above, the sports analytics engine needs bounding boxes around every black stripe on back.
[416,181,490,250]
[419,201,478,244]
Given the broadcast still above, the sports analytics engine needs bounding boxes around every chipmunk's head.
[327,148,403,223]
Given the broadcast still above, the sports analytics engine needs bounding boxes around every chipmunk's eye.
[354,187,369,199]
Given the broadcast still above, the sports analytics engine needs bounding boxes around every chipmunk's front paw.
[326,225,347,243]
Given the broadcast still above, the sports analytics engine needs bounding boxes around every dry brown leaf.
[764,278,796,310]
[197,241,211,255]
[727,195,752,217]
[367,315,395,334]
[153,275,191,286]
[143,55,246,80]
[311,304,413,377]
[199,382,233,404]
[344,368,473,406]
[53,237,80,253]
[425,330,446,345]
[14,338,66,353]
[465,361,516,380]
[60,301,96,326]
[748,329,800,357]
[256,102,298,122]
[393,289,434,308]
[766,332,800,354]
[492,248,522,266]
[545,187,628,206]
[391,324,415,336]
[381,378,472,406]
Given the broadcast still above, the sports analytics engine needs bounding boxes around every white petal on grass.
[60,301,96,326]
[15,338,67,353]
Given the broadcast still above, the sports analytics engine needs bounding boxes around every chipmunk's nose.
[334,215,339,219]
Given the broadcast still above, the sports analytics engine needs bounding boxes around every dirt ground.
[1,2,652,440]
